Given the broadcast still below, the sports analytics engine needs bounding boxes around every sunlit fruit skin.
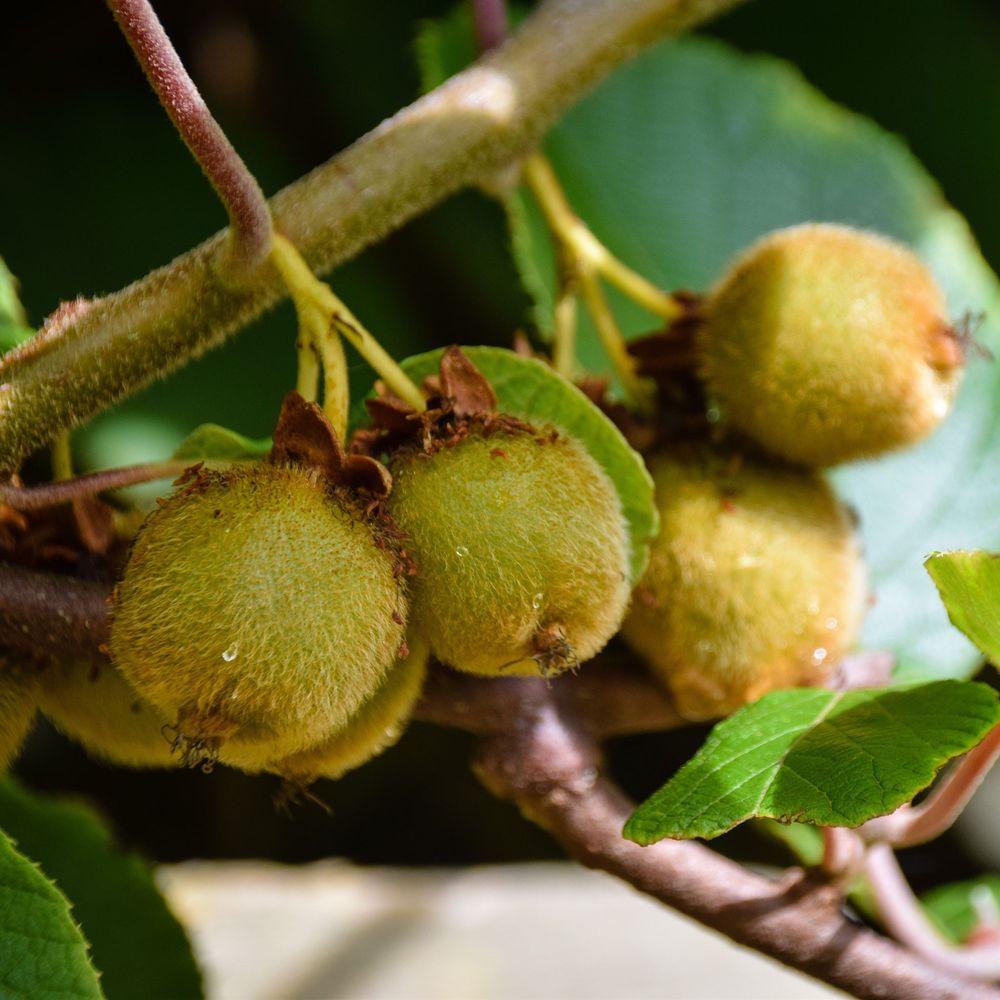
[37,661,177,769]
[0,664,36,774]
[110,464,405,757]
[387,428,630,677]
[698,224,963,467]
[622,442,866,719]
[227,638,430,783]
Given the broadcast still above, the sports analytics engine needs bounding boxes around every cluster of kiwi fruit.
[622,223,963,718]
[4,351,632,785]
[2,222,962,783]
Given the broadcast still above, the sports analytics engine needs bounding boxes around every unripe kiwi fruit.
[0,664,36,774]
[387,429,630,676]
[698,223,963,466]
[622,441,866,719]
[224,638,429,782]
[37,660,177,769]
[110,463,405,758]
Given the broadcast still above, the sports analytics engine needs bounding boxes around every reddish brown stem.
[472,0,509,52]
[861,723,1000,848]
[106,0,272,282]
[865,843,1000,981]
[0,462,189,511]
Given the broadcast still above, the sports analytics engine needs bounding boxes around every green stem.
[0,0,745,472]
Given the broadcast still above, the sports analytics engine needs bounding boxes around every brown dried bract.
[439,344,497,419]
[269,391,392,498]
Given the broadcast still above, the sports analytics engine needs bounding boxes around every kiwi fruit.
[622,441,866,719]
[110,463,406,760]
[387,427,630,676]
[37,660,177,769]
[0,664,36,774]
[235,638,430,783]
[698,223,963,466]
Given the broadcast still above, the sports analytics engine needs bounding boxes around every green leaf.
[0,257,34,353]
[172,423,270,463]
[0,825,102,999]
[624,681,1000,844]
[388,345,657,584]
[0,781,202,1000]
[501,36,1000,683]
[922,876,1000,945]
[926,550,1000,665]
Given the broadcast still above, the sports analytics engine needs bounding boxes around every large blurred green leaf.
[0,781,202,1000]
[389,346,657,584]
[0,825,102,999]
[624,681,1000,843]
[500,37,1000,682]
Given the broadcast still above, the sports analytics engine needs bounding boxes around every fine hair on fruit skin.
[386,426,631,677]
[229,642,429,790]
[109,462,406,760]
[622,440,867,720]
[697,223,964,467]
[36,660,178,769]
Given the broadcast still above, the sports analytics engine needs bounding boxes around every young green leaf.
[922,876,1000,946]
[390,345,657,584]
[494,35,1000,684]
[172,423,270,463]
[0,825,102,999]
[0,781,202,1000]
[0,257,34,353]
[624,681,1000,845]
[926,550,1000,665]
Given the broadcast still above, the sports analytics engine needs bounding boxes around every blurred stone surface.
[159,861,838,999]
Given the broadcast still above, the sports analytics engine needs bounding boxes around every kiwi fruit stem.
[269,233,424,422]
[521,153,668,411]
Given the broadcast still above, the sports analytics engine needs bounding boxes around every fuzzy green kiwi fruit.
[622,441,866,719]
[0,664,36,773]
[37,660,177,769]
[110,463,406,759]
[222,638,429,782]
[386,428,630,676]
[698,223,963,466]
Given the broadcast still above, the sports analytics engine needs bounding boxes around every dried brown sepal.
[439,344,498,420]
[72,497,115,556]
[354,348,531,460]
[269,391,391,498]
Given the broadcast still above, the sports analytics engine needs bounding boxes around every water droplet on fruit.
[825,617,839,631]
[222,642,239,662]
[812,647,828,665]
[455,546,469,557]
[737,552,761,568]
[706,405,721,424]
[532,592,543,610]
[807,597,820,615]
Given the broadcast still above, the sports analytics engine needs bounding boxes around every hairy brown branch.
[0,0,744,472]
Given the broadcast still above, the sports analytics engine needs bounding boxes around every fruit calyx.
[352,345,535,459]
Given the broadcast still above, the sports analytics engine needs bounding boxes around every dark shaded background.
[3,1,999,889]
